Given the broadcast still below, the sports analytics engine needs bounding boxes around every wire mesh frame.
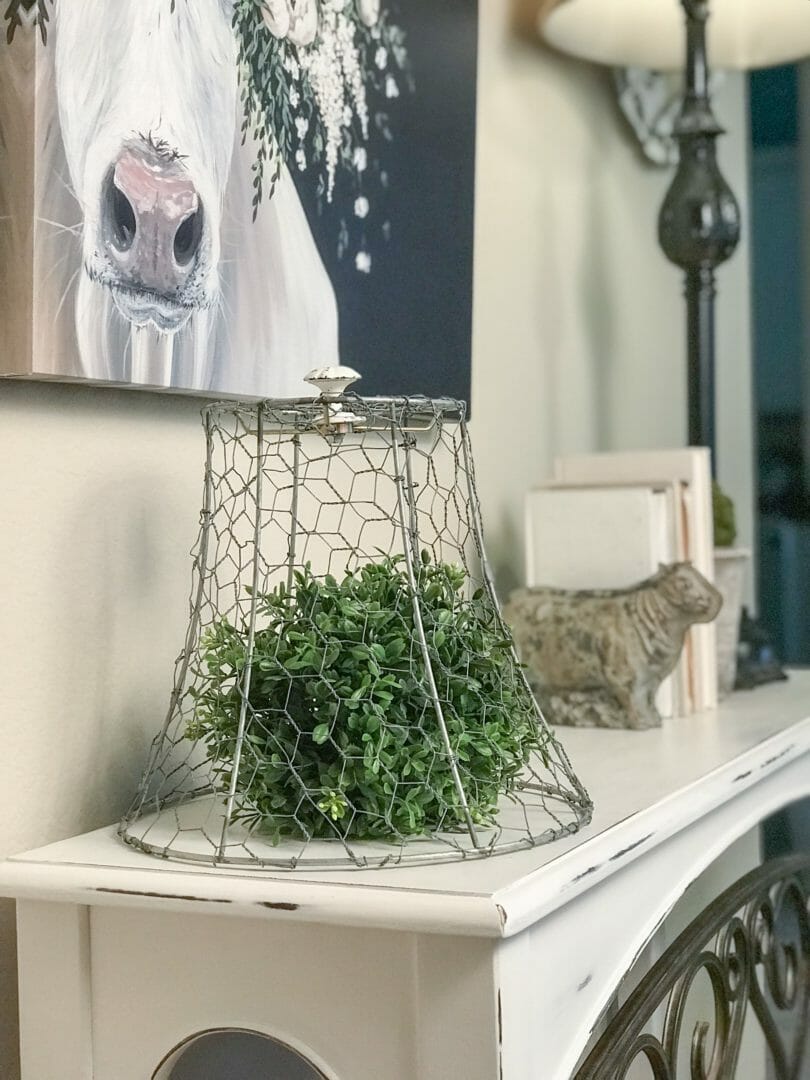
[119,395,592,870]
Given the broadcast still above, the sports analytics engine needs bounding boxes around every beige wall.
[0,384,204,1075]
[471,5,753,595]
[0,4,754,1075]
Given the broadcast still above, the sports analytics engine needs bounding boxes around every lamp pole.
[658,0,741,469]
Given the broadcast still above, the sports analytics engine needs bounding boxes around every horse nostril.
[103,143,203,293]
[173,206,203,267]
[111,180,137,251]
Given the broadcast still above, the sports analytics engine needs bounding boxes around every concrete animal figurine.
[504,562,723,730]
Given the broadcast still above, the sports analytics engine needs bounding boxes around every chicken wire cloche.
[120,368,592,870]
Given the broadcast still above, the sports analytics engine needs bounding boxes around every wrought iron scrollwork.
[575,855,810,1079]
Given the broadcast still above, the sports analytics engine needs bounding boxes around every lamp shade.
[541,0,810,72]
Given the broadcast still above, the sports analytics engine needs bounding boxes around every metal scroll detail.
[574,856,810,1079]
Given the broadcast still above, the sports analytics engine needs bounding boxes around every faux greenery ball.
[188,553,548,843]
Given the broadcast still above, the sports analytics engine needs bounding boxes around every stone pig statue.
[504,562,723,730]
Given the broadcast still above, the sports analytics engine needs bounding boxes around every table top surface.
[3,673,809,938]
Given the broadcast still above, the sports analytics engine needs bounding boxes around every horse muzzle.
[99,139,206,311]
[110,285,194,333]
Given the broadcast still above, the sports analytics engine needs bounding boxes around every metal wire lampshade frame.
[120,382,592,870]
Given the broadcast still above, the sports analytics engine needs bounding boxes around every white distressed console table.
[2,674,810,1079]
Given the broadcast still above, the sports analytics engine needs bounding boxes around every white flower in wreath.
[289,86,300,108]
[296,147,307,171]
[284,53,301,80]
[260,0,290,38]
[297,0,372,199]
[260,0,317,46]
[354,196,369,218]
[355,251,372,273]
[375,46,388,70]
[288,0,319,47]
[356,0,380,28]
[353,146,368,173]
[295,116,309,140]
[385,74,399,99]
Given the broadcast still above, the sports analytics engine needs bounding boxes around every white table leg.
[17,901,92,1080]
[414,935,500,1080]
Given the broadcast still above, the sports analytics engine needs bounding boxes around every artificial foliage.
[188,553,549,843]
[712,480,737,547]
[234,0,410,217]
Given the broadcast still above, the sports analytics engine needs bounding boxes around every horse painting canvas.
[0,0,477,399]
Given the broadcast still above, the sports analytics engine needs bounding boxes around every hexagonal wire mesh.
[120,386,592,870]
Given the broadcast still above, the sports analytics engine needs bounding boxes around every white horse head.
[50,0,338,394]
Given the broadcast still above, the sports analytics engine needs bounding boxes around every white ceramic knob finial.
[304,366,362,400]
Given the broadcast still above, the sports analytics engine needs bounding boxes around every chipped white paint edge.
[496,750,810,1080]
[495,714,810,937]
[0,858,502,938]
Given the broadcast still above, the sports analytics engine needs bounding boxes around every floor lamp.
[538,0,810,468]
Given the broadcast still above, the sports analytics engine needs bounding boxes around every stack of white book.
[525,448,716,719]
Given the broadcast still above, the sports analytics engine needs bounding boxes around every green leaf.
[312,724,330,745]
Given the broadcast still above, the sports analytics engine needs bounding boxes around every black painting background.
[292,0,478,406]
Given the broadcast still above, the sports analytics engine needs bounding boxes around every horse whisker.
[54,265,81,322]
[36,216,82,235]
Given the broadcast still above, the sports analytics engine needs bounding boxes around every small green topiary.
[713,481,737,548]
[188,553,548,843]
